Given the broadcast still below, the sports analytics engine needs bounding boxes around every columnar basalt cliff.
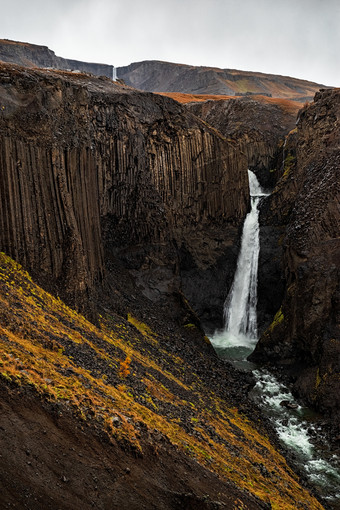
[0,62,248,322]
[0,39,114,78]
[1,44,339,508]
[251,89,340,423]
[0,61,328,510]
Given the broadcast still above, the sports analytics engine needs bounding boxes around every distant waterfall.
[211,170,268,359]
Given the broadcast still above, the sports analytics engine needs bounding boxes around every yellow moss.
[315,368,321,389]
[267,307,284,333]
[127,314,155,339]
[282,152,296,179]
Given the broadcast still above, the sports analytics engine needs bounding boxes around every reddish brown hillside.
[158,91,303,115]
[117,60,327,101]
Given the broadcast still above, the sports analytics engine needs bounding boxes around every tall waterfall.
[210,170,340,504]
[211,170,268,359]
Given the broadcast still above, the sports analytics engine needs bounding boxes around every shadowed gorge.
[0,40,339,510]
[251,88,340,424]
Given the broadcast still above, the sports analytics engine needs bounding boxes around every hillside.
[0,252,324,509]
[117,60,327,101]
[0,38,114,78]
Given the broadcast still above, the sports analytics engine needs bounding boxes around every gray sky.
[1,0,339,86]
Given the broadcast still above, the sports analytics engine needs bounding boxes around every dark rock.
[252,89,340,424]
[280,400,298,409]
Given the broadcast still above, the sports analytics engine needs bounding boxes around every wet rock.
[280,400,298,410]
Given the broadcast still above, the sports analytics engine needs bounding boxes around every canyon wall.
[186,96,298,188]
[0,62,248,323]
[251,89,340,421]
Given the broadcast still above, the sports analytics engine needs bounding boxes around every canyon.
[0,40,339,509]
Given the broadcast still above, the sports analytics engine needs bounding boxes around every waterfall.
[209,170,340,504]
[211,170,268,359]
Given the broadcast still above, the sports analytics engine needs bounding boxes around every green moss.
[127,314,155,340]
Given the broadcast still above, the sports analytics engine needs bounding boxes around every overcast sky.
[1,0,339,86]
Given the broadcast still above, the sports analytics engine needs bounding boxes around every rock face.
[251,89,340,422]
[0,39,114,78]
[117,60,326,101]
[0,62,248,324]
[186,96,299,188]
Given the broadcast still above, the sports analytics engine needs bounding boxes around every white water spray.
[211,170,268,356]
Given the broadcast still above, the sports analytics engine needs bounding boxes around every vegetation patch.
[0,252,323,509]
[267,307,284,333]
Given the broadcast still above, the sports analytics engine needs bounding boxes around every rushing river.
[210,170,340,508]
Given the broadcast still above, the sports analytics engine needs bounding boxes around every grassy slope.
[157,92,303,115]
[0,252,324,510]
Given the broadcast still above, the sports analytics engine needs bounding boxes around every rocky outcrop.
[251,89,340,422]
[117,60,326,101]
[0,62,248,324]
[256,129,298,332]
[186,96,299,188]
[0,39,114,78]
